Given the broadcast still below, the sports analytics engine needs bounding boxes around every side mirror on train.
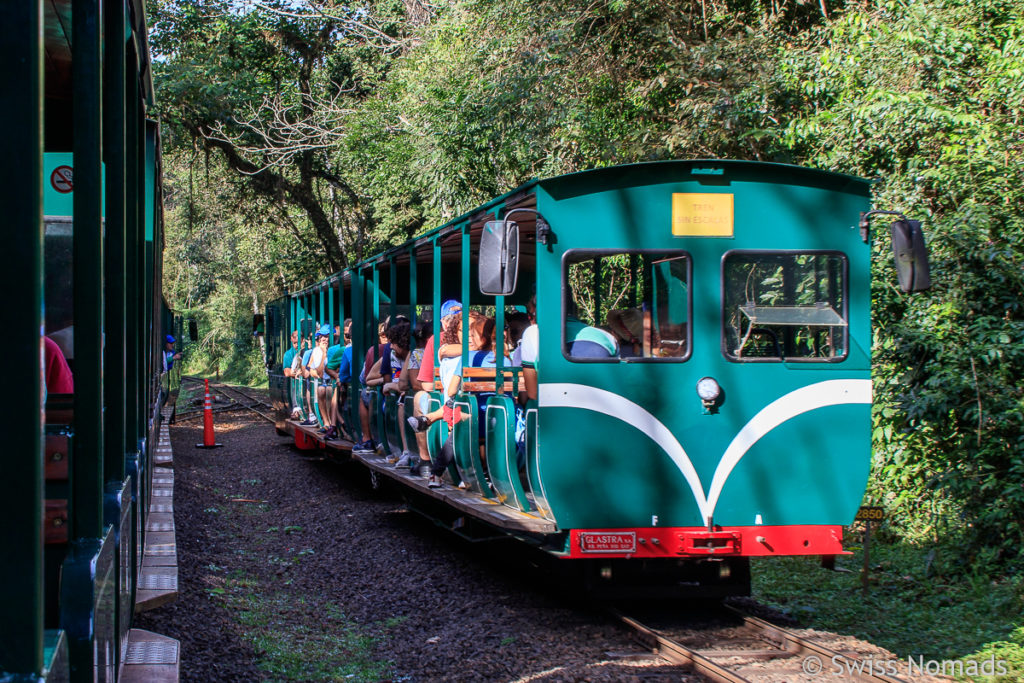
[188,319,199,342]
[891,219,931,292]
[479,220,520,296]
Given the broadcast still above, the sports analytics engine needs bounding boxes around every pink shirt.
[416,335,435,385]
[44,336,74,394]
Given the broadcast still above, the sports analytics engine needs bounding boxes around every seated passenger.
[566,301,619,358]
[353,316,408,455]
[606,307,644,357]
[308,324,333,433]
[44,335,74,395]
[366,319,412,461]
[394,319,431,469]
[506,311,530,367]
[325,319,353,440]
[469,315,511,367]
[283,331,302,418]
[407,300,466,488]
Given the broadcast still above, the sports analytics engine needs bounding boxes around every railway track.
[178,376,277,424]
[612,603,909,682]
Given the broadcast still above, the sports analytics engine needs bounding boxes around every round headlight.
[696,376,721,403]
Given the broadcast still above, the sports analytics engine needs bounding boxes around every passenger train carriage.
[267,160,928,596]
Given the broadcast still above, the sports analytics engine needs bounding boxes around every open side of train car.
[2,1,174,681]
[265,159,899,597]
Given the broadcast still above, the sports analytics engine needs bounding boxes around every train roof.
[44,0,156,149]
[292,160,872,296]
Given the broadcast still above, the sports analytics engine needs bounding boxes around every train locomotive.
[266,160,929,597]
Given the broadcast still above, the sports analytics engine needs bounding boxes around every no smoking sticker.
[50,165,73,193]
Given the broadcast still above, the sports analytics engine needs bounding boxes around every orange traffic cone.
[195,378,224,449]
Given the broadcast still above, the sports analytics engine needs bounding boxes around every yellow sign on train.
[671,193,734,237]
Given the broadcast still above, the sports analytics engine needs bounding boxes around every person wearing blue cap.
[163,334,182,372]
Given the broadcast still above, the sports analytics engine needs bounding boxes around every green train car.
[268,161,927,596]
[2,1,175,681]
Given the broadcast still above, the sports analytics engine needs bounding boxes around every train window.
[562,250,692,363]
[44,218,75,365]
[722,251,848,362]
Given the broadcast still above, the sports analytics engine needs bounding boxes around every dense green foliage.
[155,0,1024,568]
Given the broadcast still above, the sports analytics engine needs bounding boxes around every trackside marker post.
[195,378,224,448]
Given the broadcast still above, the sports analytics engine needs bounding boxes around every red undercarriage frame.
[567,525,847,559]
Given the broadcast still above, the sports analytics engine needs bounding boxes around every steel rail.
[609,608,749,683]
[611,605,911,683]
[723,605,909,683]
[180,377,276,424]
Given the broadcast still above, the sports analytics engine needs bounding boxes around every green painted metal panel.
[72,0,106,541]
[484,396,531,511]
[43,153,105,217]
[530,161,871,530]
[451,393,491,496]
[0,0,45,675]
[144,127,155,242]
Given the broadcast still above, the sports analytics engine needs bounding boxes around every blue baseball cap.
[165,335,175,344]
[315,324,332,338]
[440,300,462,319]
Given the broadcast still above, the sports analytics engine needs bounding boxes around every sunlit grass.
[752,538,1024,681]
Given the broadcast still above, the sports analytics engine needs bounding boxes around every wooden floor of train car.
[122,401,181,681]
[285,418,557,535]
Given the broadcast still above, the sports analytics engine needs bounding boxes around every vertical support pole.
[328,280,335,339]
[861,521,871,595]
[629,254,638,309]
[372,264,380,361]
[104,0,126,483]
[495,295,505,393]
[352,270,364,382]
[135,86,146,444]
[318,283,325,328]
[389,257,397,324]
[409,248,418,330]
[73,0,105,541]
[432,239,441,364]
[461,226,470,365]
[593,257,602,326]
[123,52,139,462]
[0,0,44,675]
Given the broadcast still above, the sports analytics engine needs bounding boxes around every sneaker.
[300,419,318,426]
[394,451,414,469]
[428,475,442,488]
[352,439,375,455]
[416,461,431,478]
[457,480,469,490]
[407,415,430,433]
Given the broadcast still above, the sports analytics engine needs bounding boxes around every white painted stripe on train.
[539,379,871,523]
[540,383,711,521]
[705,379,872,516]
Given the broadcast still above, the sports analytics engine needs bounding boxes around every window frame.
[719,249,850,364]
[560,248,694,364]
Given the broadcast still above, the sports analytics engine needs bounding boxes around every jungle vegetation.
[154,0,1024,572]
